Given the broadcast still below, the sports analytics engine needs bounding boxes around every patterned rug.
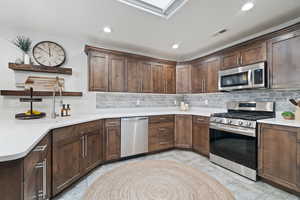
[83,160,235,200]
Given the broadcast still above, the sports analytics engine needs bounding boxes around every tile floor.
[54,150,299,200]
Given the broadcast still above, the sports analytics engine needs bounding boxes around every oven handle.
[209,123,256,137]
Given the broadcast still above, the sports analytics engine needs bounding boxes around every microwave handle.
[248,70,253,86]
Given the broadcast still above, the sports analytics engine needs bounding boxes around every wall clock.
[32,41,66,67]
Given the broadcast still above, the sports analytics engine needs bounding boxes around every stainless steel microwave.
[218,62,266,91]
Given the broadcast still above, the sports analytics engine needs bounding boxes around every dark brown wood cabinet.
[175,115,193,148]
[164,65,176,94]
[126,58,140,93]
[109,55,126,92]
[221,41,267,70]
[269,30,300,89]
[88,51,109,91]
[258,124,300,193]
[140,62,153,93]
[149,115,175,152]
[152,63,164,93]
[0,134,51,200]
[206,57,220,93]
[104,119,121,161]
[176,64,191,94]
[191,61,207,93]
[192,116,209,157]
[52,120,103,195]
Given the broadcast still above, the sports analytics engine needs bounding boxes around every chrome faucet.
[51,77,63,119]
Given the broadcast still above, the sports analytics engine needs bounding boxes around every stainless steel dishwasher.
[121,117,148,157]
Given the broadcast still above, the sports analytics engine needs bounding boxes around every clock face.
[33,41,66,67]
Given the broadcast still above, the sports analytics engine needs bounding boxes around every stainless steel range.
[209,101,275,181]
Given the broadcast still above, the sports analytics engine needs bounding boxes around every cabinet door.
[149,124,159,152]
[157,122,174,150]
[105,119,121,161]
[192,116,209,157]
[206,57,220,93]
[52,126,83,195]
[269,30,300,89]
[140,62,153,93]
[164,65,176,94]
[127,58,140,93]
[221,51,240,70]
[109,55,126,92]
[258,124,300,191]
[191,62,207,93]
[88,52,109,91]
[82,121,103,173]
[176,64,191,94]
[152,63,164,93]
[175,115,193,148]
[240,41,267,66]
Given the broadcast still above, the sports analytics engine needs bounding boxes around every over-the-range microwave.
[218,62,266,91]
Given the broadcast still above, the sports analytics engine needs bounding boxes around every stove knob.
[239,121,244,126]
[228,120,233,125]
[218,119,223,123]
[246,122,252,127]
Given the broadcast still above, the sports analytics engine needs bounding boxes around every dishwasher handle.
[122,117,148,121]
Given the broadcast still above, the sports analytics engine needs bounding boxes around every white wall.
[0,28,97,118]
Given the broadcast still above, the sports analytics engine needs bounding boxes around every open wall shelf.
[0,90,82,97]
[9,63,72,75]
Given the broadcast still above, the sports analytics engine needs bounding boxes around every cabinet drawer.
[105,119,121,127]
[149,115,174,123]
[193,116,209,124]
[77,120,100,134]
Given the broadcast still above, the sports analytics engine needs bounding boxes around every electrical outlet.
[204,100,208,105]
[174,100,177,105]
[136,99,140,105]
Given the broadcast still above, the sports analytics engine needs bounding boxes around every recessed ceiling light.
[103,26,112,33]
[241,2,254,11]
[172,44,179,49]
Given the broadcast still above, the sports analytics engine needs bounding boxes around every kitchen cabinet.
[149,115,175,152]
[109,54,126,92]
[175,115,193,148]
[104,119,121,161]
[221,41,267,70]
[140,61,153,93]
[0,134,51,200]
[164,64,176,94]
[126,58,140,93]
[258,124,300,193]
[192,116,210,157]
[191,61,207,93]
[88,51,109,91]
[269,30,300,89]
[176,64,191,94]
[206,57,220,93]
[52,120,103,195]
[152,63,165,93]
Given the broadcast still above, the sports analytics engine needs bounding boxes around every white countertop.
[0,107,226,162]
[258,118,300,128]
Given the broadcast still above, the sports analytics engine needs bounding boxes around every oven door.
[209,124,257,170]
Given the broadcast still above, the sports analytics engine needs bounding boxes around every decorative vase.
[23,53,30,64]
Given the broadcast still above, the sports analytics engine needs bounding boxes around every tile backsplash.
[184,90,300,112]
[96,92,183,109]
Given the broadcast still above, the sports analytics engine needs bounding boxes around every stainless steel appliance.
[121,117,149,157]
[219,62,266,91]
[209,101,275,181]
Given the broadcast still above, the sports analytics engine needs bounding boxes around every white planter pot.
[23,54,30,64]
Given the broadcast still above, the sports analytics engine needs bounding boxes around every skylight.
[117,0,188,19]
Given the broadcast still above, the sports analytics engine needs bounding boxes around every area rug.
[83,160,235,200]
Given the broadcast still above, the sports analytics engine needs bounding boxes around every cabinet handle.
[81,136,85,158]
[204,80,206,93]
[165,80,167,93]
[159,142,169,145]
[85,135,88,157]
[36,159,47,200]
[240,56,243,65]
[159,128,167,132]
[34,145,47,152]
[237,56,239,65]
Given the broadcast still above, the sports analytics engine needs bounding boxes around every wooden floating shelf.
[0,90,82,97]
[9,63,72,75]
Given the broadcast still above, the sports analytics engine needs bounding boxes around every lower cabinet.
[52,120,103,195]
[0,134,51,200]
[104,119,121,161]
[192,116,210,157]
[258,124,300,193]
[149,115,175,152]
[175,115,193,148]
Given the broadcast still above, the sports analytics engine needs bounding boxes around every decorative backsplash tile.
[184,90,300,112]
[96,92,184,108]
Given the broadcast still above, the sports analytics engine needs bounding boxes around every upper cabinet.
[86,46,176,94]
[176,64,191,94]
[191,61,207,93]
[221,41,267,70]
[268,30,300,89]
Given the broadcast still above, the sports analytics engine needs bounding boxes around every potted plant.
[12,36,32,64]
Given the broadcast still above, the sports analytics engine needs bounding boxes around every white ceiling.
[0,0,300,61]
